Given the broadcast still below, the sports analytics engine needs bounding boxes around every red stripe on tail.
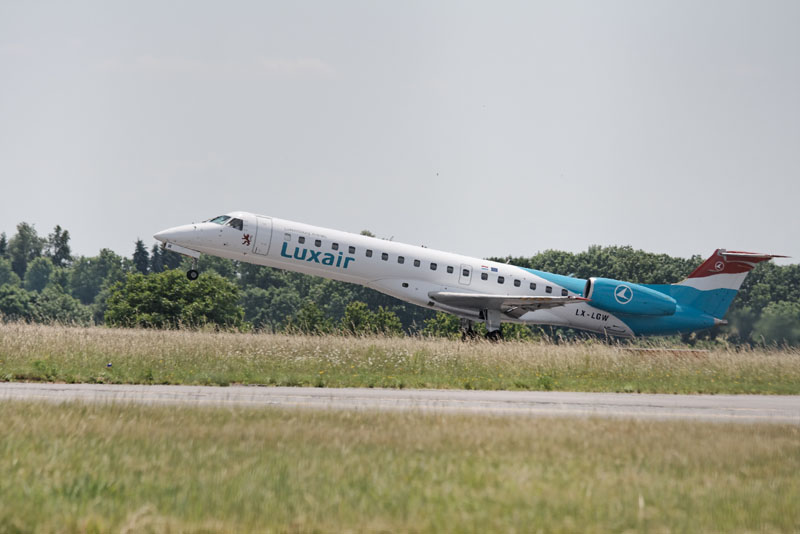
[687,249,786,279]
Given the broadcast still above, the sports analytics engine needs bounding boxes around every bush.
[105,270,245,329]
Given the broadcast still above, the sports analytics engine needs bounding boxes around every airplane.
[154,212,784,340]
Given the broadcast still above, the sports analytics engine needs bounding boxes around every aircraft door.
[253,216,273,255]
[458,264,472,285]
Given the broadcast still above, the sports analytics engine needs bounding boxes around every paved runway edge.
[2,382,799,425]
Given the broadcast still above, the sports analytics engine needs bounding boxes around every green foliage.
[7,222,45,278]
[0,232,7,258]
[240,286,302,330]
[493,245,701,285]
[0,285,33,320]
[69,249,127,305]
[45,225,72,267]
[30,287,92,324]
[752,301,800,346]
[23,257,54,292]
[105,270,245,329]
[0,285,91,324]
[422,312,461,338]
[341,301,403,335]
[132,239,149,274]
[0,258,21,287]
[288,300,335,334]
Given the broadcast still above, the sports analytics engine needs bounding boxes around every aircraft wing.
[428,291,588,317]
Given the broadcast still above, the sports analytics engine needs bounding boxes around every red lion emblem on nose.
[242,234,251,246]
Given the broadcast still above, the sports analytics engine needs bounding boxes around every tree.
[24,257,54,292]
[105,270,245,329]
[69,249,127,305]
[0,285,34,320]
[360,230,376,237]
[422,312,462,338]
[31,287,92,325]
[288,300,334,334]
[8,222,45,278]
[752,301,800,346]
[0,232,7,258]
[341,301,402,335]
[46,225,72,267]
[160,243,183,270]
[0,258,21,287]
[132,239,150,274]
[148,244,164,273]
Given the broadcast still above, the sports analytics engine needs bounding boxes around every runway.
[2,382,799,424]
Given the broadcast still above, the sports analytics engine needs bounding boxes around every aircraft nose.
[154,225,191,243]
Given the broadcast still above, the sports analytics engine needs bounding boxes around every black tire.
[485,330,502,342]
[187,269,199,281]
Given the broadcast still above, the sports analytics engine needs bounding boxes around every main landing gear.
[460,318,504,342]
[460,319,478,341]
[186,258,199,280]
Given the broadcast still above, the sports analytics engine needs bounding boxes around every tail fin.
[673,249,785,318]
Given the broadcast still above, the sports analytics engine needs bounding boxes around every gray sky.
[1,1,798,266]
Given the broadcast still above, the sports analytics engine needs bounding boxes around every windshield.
[226,218,243,231]
[208,215,231,225]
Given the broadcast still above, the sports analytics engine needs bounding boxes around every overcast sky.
[1,1,797,266]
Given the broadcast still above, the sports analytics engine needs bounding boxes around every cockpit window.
[227,218,243,231]
[208,215,231,225]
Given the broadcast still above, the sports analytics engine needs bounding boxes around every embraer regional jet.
[154,212,782,340]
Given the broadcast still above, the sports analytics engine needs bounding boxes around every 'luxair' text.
[280,242,356,269]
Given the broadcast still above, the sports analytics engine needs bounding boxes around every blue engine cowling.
[584,277,677,316]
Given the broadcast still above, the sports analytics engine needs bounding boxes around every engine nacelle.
[584,277,677,316]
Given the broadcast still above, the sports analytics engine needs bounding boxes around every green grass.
[1,401,798,533]
[2,323,800,394]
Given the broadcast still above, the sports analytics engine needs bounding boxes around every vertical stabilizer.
[673,249,785,318]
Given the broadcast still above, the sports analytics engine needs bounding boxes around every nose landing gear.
[186,258,199,280]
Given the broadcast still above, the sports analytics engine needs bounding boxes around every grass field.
[2,323,800,394]
[1,401,798,533]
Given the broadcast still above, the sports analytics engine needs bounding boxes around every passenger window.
[498,276,505,284]
[315,239,321,247]
[514,279,521,287]
[562,289,568,296]
[447,266,454,274]
[530,283,536,290]
[398,256,405,264]
[462,268,469,277]
[366,249,373,258]
[546,286,553,294]
[382,252,388,261]
[332,243,339,251]
[284,233,291,241]
[430,263,437,271]
[481,273,488,281]
[414,259,420,267]
[298,236,305,244]
[349,246,355,254]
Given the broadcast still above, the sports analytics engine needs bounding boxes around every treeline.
[1,222,798,345]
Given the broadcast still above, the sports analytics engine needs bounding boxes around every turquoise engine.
[584,277,677,316]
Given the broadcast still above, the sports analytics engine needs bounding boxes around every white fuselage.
[154,212,634,336]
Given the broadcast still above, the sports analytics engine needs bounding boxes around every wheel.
[485,330,503,342]
[187,269,199,281]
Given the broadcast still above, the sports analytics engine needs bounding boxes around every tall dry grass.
[1,322,799,393]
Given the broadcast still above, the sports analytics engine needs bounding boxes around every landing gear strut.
[483,309,503,342]
[186,258,199,281]
[460,319,478,341]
